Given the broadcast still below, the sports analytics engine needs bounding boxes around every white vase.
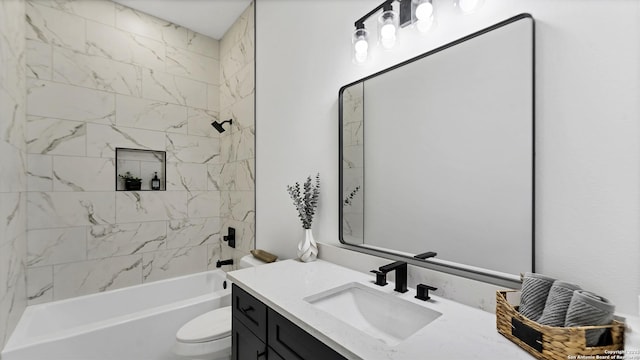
[297,228,318,262]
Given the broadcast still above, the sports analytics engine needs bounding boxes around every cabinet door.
[233,316,267,360]
[268,347,284,360]
[268,309,346,360]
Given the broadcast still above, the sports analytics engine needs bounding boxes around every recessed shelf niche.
[115,148,166,191]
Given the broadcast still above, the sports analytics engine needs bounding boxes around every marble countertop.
[227,259,532,360]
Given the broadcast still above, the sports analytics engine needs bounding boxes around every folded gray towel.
[519,272,556,321]
[538,281,581,326]
[565,290,615,346]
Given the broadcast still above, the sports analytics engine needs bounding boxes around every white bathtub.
[1,270,230,360]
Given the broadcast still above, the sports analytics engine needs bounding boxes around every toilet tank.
[239,254,268,269]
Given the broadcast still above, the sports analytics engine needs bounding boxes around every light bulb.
[352,27,369,64]
[415,2,433,20]
[378,9,398,49]
[455,0,483,13]
[380,23,396,39]
[354,39,368,53]
[354,51,367,64]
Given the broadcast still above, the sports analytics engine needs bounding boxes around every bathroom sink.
[304,282,441,346]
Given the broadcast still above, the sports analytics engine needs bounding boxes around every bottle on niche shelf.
[151,172,161,190]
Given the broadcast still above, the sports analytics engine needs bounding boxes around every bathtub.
[1,270,230,360]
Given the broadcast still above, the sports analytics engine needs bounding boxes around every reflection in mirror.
[342,82,364,243]
[340,14,534,281]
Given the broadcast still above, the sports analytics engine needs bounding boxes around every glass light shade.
[454,0,484,13]
[413,0,433,21]
[415,17,434,33]
[378,10,398,49]
[352,27,369,64]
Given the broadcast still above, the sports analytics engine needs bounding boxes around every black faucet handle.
[414,251,437,260]
[415,283,438,301]
[223,227,236,248]
[370,270,388,286]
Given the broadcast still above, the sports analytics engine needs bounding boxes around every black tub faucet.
[378,261,408,293]
[216,259,233,268]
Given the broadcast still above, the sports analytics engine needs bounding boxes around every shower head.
[211,121,225,133]
[211,119,232,133]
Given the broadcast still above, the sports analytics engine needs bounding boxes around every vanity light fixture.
[352,24,370,64]
[351,0,426,62]
[351,0,483,62]
[352,0,404,61]
[378,2,399,49]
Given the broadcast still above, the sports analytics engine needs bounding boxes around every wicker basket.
[496,290,624,360]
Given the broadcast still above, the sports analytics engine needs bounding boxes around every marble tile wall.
[0,0,27,348]
[24,0,225,304]
[218,3,255,271]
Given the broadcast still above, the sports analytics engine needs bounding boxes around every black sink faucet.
[378,261,408,293]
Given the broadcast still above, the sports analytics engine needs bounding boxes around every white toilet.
[172,255,269,360]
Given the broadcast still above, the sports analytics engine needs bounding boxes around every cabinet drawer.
[233,284,267,342]
[268,308,346,360]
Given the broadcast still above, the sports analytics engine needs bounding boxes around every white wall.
[256,0,640,314]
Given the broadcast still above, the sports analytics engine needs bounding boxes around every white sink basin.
[304,282,441,346]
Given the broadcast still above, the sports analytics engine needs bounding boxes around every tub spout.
[216,259,233,268]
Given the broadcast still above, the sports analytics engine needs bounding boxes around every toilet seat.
[176,306,232,343]
[175,255,271,359]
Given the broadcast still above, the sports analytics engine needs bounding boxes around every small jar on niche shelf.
[151,172,161,190]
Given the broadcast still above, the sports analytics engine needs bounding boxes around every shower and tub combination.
[1,116,246,359]
[1,270,230,360]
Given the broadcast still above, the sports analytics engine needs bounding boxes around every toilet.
[172,255,269,360]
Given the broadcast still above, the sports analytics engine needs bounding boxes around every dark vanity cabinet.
[232,284,346,360]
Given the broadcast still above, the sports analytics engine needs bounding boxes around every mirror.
[340,14,534,280]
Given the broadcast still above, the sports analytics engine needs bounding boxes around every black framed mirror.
[339,14,535,285]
